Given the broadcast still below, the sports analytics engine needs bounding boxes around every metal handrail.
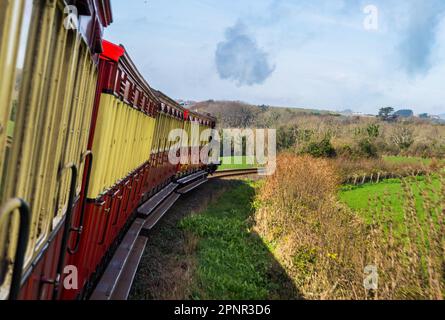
[67,151,93,255]
[0,198,31,300]
[53,162,78,299]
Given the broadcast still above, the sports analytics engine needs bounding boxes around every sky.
[105,0,445,115]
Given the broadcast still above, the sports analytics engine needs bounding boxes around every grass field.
[217,156,257,171]
[179,180,298,300]
[340,176,441,227]
[383,155,434,165]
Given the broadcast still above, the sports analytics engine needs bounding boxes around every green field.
[340,176,442,226]
[217,156,257,171]
[383,155,435,165]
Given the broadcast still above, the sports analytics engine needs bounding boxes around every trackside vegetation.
[179,180,299,300]
[254,154,445,299]
[132,153,444,300]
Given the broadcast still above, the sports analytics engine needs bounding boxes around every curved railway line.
[210,168,261,179]
[0,0,264,301]
[90,168,260,300]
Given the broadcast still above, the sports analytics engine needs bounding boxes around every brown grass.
[332,157,436,184]
[254,154,445,300]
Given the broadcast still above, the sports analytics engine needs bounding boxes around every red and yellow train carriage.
[0,0,113,300]
[0,1,217,300]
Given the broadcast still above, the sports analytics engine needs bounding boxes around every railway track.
[91,168,260,300]
[210,168,260,179]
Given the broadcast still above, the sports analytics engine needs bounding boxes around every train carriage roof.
[101,40,158,107]
[101,40,216,125]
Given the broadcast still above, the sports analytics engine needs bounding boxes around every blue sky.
[105,0,445,115]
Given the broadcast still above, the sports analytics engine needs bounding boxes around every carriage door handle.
[0,198,31,300]
[68,151,93,255]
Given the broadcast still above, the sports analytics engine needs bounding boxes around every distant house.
[394,109,414,118]
[339,109,354,116]
[177,99,197,108]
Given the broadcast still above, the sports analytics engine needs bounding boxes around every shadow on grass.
[130,179,302,300]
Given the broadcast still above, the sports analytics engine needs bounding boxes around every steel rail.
[209,168,260,179]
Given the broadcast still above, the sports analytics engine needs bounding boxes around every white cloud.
[104,0,445,114]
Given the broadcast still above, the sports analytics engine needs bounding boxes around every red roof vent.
[101,40,125,62]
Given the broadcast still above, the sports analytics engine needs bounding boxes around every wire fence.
[344,169,428,185]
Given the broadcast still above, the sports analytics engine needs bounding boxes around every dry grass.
[332,157,438,184]
[254,154,445,300]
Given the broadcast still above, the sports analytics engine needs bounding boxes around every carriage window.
[0,0,33,296]
[0,0,33,199]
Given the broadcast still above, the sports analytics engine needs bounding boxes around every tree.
[277,125,299,151]
[303,136,337,158]
[378,107,395,121]
[258,104,270,112]
[391,126,414,150]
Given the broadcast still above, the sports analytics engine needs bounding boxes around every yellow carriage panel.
[88,93,157,199]
[0,0,101,298]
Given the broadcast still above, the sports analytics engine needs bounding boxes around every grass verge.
[180,180,299,300]
[217,156,257,171]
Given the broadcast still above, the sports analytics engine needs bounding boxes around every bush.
[255,155,365,298]
[335,144,354,158]
[391,126,415,150]
[254,154,445,299]
[277,125,299,151]
[302,137,336,158]
[357,138,379,158]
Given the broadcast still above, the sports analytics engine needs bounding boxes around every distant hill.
[189,100,340,128]
[338,109,354,116]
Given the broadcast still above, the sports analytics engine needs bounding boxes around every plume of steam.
[399,0,445,75]
[215,21,275,86]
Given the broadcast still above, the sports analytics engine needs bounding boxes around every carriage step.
[176,177,208,195]
[137,182,178,217]
[90,218,146,300]
[176,170,206,185]
[141,192,181,233]
[110,236,148,300]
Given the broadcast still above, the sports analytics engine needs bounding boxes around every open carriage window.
[0,0,33,299]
